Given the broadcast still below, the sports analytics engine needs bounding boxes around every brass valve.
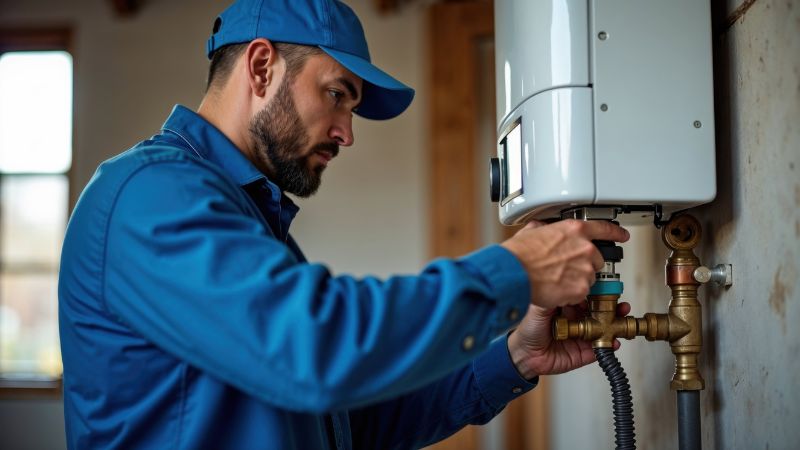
[552,213,707,391]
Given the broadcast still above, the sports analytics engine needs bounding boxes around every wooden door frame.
[428,1,490,258]
[0,26,73,399]
[428,2,550,450]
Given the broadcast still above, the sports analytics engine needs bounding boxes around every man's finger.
[582,220,630,243]
[591,248,605,271]
[617,301,631,316]
[562,303,589,320]
[523,220,546,230]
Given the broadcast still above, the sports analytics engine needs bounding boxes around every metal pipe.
[677,391,701,450]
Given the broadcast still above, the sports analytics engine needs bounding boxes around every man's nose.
[329,115,354,147]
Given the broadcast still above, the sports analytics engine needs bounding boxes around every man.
[58,0,629,448]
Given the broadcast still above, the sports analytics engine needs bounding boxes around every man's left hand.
[506,301,632,380]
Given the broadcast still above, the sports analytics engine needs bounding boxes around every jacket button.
[462,335,475,351]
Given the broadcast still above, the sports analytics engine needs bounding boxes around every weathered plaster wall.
[695,0,800,447]
[551,1,800,449]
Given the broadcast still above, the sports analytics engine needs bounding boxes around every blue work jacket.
[58,105,536,449]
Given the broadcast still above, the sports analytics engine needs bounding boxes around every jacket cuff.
[458,244,530,335]
[473,334,538,410]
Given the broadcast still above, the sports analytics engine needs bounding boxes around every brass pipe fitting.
[551,213,706,391]
[553,300,692,347]
[663,214,705,391]
[639,312,691,342]
[553,294,637,348]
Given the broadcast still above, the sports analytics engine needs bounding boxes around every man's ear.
[245,38,277,97]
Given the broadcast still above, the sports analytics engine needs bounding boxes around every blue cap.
[206,0,415,120]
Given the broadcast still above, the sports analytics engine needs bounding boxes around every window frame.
[0,26,73,398]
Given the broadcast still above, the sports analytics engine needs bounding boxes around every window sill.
[0,376,62,399]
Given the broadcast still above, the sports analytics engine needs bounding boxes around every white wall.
[0,0,429,448]
[288,1,428,278]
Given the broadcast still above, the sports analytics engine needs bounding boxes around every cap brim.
[320,46,415,121]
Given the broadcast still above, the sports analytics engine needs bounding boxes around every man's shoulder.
[90,141,232,196]
[99,141,209,179]
[71,141,244,233]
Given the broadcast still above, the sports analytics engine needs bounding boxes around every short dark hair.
[206,42,324,92]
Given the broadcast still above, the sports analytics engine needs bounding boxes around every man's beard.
[249,78,338,197]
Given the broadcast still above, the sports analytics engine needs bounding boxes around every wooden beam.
[374,0,398,14]
[0,27,71,54]
[109,0,141,18]
[0,378,62,400]
[374,0,425,15]
[428,1,494,259]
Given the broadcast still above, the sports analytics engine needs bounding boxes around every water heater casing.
[494,0,716,225]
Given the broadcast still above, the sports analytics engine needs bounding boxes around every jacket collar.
[159,104,299,217]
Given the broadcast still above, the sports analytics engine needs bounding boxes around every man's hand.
[507,302,632,379]
[501,220,629,309]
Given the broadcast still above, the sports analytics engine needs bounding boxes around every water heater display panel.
[501,121,522,205]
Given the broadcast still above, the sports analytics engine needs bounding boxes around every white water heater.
[490,0,716,225]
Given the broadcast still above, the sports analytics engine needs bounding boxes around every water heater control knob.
[489,157,501,202]
[594,240,624,263]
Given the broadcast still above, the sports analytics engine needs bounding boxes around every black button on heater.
[489,158,501,202]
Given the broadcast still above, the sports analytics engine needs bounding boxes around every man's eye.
[328,90,343,103]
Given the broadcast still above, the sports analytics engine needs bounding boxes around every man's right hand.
[501,219,630,309]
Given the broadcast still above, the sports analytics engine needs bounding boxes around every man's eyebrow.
[337,77,361,104]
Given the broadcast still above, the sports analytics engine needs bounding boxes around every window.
[0,29,72,394]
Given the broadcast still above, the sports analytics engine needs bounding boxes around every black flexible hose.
[595,348,636,450]
[677,391,701,450]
